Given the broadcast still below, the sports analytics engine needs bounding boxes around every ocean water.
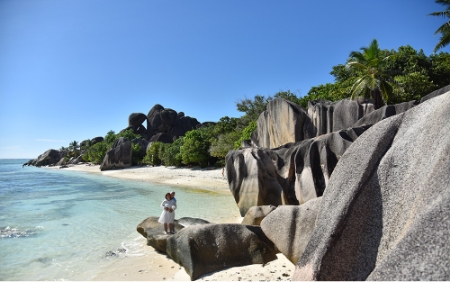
[0,159,240,280]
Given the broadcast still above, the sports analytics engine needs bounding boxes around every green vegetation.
[181,127,214,167]
[68,141,80,157]
[57,37,450,169]
[234,121,257,150]
[346,39,394,109]
[299,42,450,107]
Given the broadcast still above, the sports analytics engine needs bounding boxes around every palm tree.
[59,146,69,157]
[68,140,80,157]
[80,140,91,155]
[346,39,394,109]
[430,0,450,53]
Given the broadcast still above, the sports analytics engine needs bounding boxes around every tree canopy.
[346,39,394,109]
[299,42,450,107]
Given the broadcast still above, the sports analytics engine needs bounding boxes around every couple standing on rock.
[158,191,177,234]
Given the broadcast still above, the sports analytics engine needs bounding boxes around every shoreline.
[48,164,294,281]
[57,164,230,193]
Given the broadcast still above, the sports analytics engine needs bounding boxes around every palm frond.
[434,21,450,35]
[434,29,450,52]
[429,11,450,17]
[365,39,380,59]
[379,80,393,103]
[346,61,368,71]
[435,0,450,8]
[348,51,367,64]
[350,76,371,99]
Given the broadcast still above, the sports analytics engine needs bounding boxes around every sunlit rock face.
[226,124,369,216]
[251,98,315,149]
[100,137,132,171]
[293,90,450,281]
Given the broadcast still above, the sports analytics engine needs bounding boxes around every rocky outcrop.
[227,87,450,216]
[26,149,63,167]
[123,105,204,143]
[136,216,204,240]
[171,114,202,140]
[241,205,277,225]
[137,217,277,280]
[67,155,84,165]
[308,99,374,136]
[136,216,188,253]
[177,217,210,227]
[166,224,278,280]
[55,157,66,166]
[251,99,315,148]
[145,105,201,141]
[128,113,148,127]
[420,84,450,103]
[226,146,289,216]
[353,100,418,127]
[261,198,321,264]
[293,91,450,281]
[226,125,370,216]
[26,103,207,169]
[148,132,173,143]
[100,137,132,171]
[90,136,104,145]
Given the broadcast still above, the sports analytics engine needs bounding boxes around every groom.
[169,191,177,234]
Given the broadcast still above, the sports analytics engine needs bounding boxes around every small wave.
[104,248,126,258]
[104,237,147,259]
[0,225,43,239]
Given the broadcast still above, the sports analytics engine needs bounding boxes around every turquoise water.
[0,159,239,280]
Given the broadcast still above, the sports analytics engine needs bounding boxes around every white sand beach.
[56,164,294,281]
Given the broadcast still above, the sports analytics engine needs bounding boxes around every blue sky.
[0,0,447,159]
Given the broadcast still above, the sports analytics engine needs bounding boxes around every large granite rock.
[147,104,177,136]
[260,198,321,264]
[136,216,191,253]
[67,155,84,165]
[171,115,201,140]
[251,98,315,149]
[30,149,63,167]
[166,224,278,280]
[55,157,66,166]
[137,217,278,281]
[90,136,104,145]
[420,84,450,103]
[354,100,418,127]
[226,125,370,216]
[128,112,148,127]
[226,146,290,216]
[241,205,277,225]
[293,125,370,204]
[146,104,201,142]
[100,137,132,171]
[293,90,450,281]
[148,132,173,144]
[308,99,374,136]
